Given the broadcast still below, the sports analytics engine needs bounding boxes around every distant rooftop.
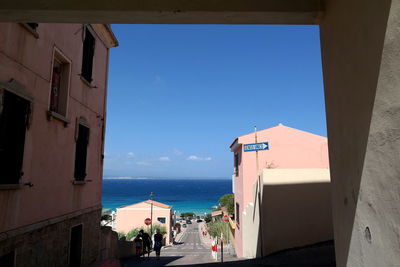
[118,199,172,210]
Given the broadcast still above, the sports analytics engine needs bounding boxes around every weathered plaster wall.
[0,208,101,267]
[320,0,399,266]
[0,23,112,232]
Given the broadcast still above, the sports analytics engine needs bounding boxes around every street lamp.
[150,192,154,237]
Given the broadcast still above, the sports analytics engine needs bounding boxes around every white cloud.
[159,156,171,162]
[172,149,183,156]
[127,152,135,158]
[186,155,212,161]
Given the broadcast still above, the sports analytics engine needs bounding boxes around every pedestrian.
[153,228,163,260]
[172,230,177,244]
[133,234,143,258]
[139,229,151,258]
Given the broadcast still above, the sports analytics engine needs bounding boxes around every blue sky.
[103,24,326,178]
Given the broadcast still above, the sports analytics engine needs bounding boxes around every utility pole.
[255,126,264,257]
[221,233,224,263]
[150,192,154,237]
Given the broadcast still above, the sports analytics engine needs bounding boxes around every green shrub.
[204,213,212,223]
[118,232,126,239]
[122,225,168,241]
[219,194,234,214]
[208,219,230,240]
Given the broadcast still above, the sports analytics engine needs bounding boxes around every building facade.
[0,23,117,267]
[230,124,331,258]
[115,200,174,245]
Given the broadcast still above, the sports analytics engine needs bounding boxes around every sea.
[102,177,233,215]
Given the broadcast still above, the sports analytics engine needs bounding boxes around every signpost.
[144,218,152,226]
[252,127,264,257]
[243,142,269,152]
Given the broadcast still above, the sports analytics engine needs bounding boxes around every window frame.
[80,25,96,84]
[234,152,239,176]
[47,47,71,125]
[157,217,166,224]
[73,118,90,182]
[0,83,32,188]
[68,223,84,267]
[235,202,240,227]
[19,23,39,38]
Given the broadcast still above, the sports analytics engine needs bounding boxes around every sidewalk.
[197,222,237,263]
[173,225,188,244]
[198,222,212,247]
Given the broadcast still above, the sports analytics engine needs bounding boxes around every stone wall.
[99,226,119,261]
[0,207,101,267]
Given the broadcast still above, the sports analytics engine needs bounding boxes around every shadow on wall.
[243,169,334,259]
[260,182,334,255]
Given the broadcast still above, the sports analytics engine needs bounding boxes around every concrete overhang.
[0,0,324,24]
[230,138,241,152]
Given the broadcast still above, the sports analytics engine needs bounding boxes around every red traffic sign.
[144,218,152,225]
[223,215,229,222]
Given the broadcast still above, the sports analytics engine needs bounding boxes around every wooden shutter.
[0,90,29,184]
[74,124,89,181]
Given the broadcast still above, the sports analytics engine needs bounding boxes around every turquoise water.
[102,177,232,215]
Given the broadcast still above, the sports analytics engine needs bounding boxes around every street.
[122,222,235,266]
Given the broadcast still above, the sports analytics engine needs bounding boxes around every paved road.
[122,222,234,266]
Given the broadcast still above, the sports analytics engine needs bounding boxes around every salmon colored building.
[115,200,174,245]
[0,23,117,266]
[230,124,332,258]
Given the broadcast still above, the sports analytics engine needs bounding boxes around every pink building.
[115,200,174,245]
[0,23,117,266]
[230,124,330,258]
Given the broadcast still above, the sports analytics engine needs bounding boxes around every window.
[69,224,83,267]
[234,152,239,176]
[49,49,71,117]
[26,23,38,30]
[0,90,30,184]
[19,23,39,38]
[81,27,95,83]
[157,217,166,224]
[0,251,15,267]
[236,203,240,225]
[74,123,90,181]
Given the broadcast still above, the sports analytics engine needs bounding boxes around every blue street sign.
[244,142,269,152]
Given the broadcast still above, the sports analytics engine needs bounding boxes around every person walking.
[133,234,143,258]
[153,229,163,260]
[139,229,151,258]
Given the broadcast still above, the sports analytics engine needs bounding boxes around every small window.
[49,49,71,117]
[26,23,38,31]
[20,23,39,38]
[235,203,240,225]
[81,27,95,83]
[0,90,30,184]
[0,251,15,267]
[157,217,166,224]
[74,123,90,181]
[69,224,83,267]
[234,152,239,176]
